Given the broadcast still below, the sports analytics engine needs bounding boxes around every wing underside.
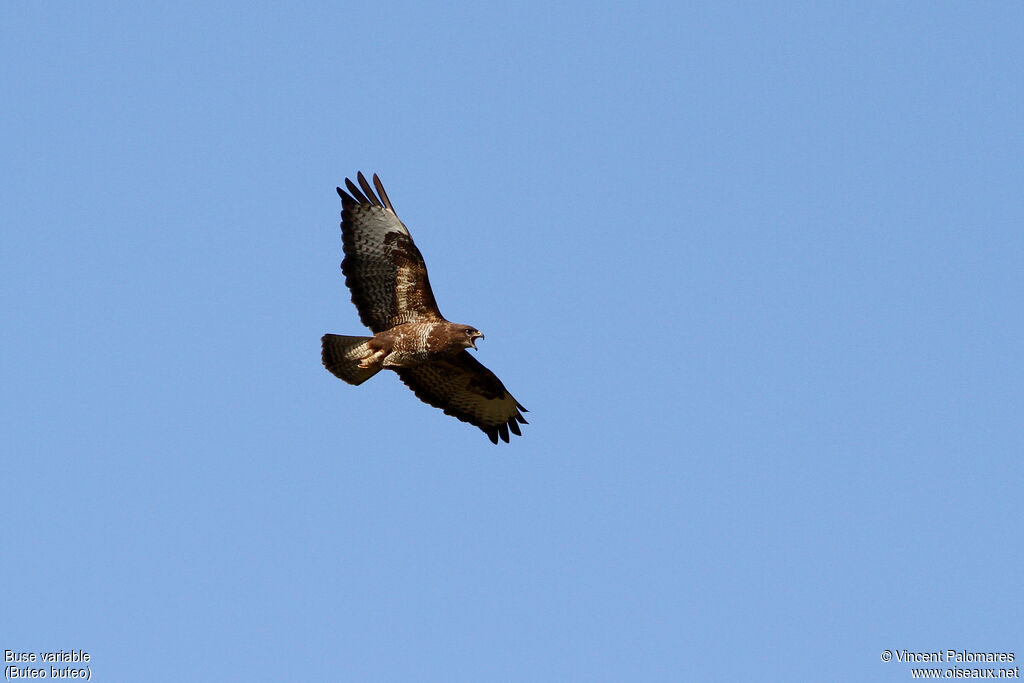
[337,173,442,333]
[396,351,528,444]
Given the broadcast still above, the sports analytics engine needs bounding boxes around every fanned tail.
[321,334,379,385]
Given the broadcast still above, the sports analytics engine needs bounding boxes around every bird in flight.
[322,173,527,444]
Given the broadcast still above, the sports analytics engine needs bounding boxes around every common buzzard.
[322,173,527,444]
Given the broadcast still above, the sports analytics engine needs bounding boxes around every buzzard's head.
[458,326,485,350]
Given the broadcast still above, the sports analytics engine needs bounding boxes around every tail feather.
[321,334,379,385]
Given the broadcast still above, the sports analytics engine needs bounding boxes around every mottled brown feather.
[395,351,527,444]
[337,176,443,333]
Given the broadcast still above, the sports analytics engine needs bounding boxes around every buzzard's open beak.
[470,332,484,349]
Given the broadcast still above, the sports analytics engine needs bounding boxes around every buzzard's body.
[322,173,527,444]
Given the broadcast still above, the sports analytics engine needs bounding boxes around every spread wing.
[395,352,528,444]
[336,173,443,333]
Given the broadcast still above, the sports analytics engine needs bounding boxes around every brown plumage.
[322,173,527,444]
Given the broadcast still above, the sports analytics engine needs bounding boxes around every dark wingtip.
[486,427,499,445]
[344,177,370,204]
[498,423,510,443]
[373,173,394,211]
[356,172,382,207]
[508,419,521,437]
[337,187,360,207]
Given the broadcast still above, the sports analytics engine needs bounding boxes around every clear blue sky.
[3,2,1022,681]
